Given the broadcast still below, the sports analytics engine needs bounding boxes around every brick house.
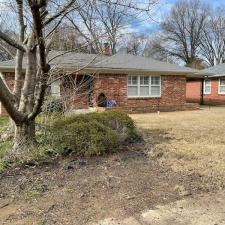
[186,63,225,105]
[0,51,199,115]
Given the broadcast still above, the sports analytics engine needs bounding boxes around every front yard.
[0,107,225,224]
[131,106,225,189]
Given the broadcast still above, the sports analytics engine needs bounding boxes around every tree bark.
[13,119,36,157]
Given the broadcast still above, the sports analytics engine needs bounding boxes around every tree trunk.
[12,119,36,158]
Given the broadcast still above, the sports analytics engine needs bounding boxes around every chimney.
[102,42,110,56]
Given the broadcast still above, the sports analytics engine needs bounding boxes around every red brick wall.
[204,79,225,104]
[186,79,201,103]
[0,72,191,114]
[186,78,225,105]
[94,74,187,112]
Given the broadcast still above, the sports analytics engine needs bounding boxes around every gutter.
[0,65,201,77]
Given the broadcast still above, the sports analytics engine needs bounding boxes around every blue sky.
[134,0,225,34]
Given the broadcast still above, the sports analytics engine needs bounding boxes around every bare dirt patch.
[0,146,205,225]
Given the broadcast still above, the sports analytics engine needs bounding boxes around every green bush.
[42,97,65,113]
[46,111,137,156]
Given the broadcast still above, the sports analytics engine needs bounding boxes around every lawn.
[1,108,225,224]
[131,106,225,189]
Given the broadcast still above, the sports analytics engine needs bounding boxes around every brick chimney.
[102,42,111,56]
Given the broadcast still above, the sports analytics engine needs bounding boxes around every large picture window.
[219,78,225,94]
[203,79,211,94]
[128,75,161,97]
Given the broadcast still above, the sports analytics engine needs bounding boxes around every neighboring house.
[186,63,225,105]
[0,51,200,115]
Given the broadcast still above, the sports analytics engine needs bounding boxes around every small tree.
[0,0,157,157]
[0,0,76,155]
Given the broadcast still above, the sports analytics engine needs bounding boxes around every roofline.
[208,74,225,78]
[0,65,202,77]
[67,67,201,76]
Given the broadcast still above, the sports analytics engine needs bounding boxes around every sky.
[134,0,225,34]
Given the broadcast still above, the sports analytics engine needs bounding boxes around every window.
[127,75,161,97]
[219,78,225,94]
[203,79,211,94]
[51,80,61,97]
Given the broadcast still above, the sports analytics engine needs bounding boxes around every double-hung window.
[218,78,225,94]
[128,75,161,97]
[203,79,211,94]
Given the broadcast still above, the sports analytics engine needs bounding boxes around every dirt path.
[92,190,225,225]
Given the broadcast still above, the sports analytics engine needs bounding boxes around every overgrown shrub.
[45,111,137,156]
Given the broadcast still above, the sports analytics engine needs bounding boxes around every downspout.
[200,78,204,105]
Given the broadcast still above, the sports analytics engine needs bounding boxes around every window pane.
[128,86,138,96]
[129,76,138,85]
[140,86,149,96]
[140,76,149,85]
[220,79,225,86]
[205,80,211,86]
[204,86,211,93]
[151,86,160,96]
[151,77,160,85]
[220,86,225,93]
[128,76,132,85]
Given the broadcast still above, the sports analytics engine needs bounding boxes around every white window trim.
[127,75,161,98]
[218,78,225,94]
[203,79,211,95]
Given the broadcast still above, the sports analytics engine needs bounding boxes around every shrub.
[42,97,65,113]
[46,111,137,156]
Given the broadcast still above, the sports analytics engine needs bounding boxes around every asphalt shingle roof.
[0,50,106,69]
[200,63,225,77]
[93,53,198,74]
[0,51,199,76]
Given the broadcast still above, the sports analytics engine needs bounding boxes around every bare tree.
[0,0,76,155]
[199,7,225,66]
[50,24,86,52]
[119,33,148,55]
[0,0,158,157]
[0,26,16,61]
[160,0,209,67]
[67,0,158,54]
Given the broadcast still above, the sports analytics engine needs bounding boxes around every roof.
[0,50,106,70]
[93,53,198,75]
[0,50,200,77]
[198,63,225,77]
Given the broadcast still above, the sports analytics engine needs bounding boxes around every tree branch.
[43,0,76,27]
[0,74,24,123]
[0,31,26,52]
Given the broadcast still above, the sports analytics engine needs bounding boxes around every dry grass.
[131,106,225,189]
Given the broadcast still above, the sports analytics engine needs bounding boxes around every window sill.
[127,96,161,99]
